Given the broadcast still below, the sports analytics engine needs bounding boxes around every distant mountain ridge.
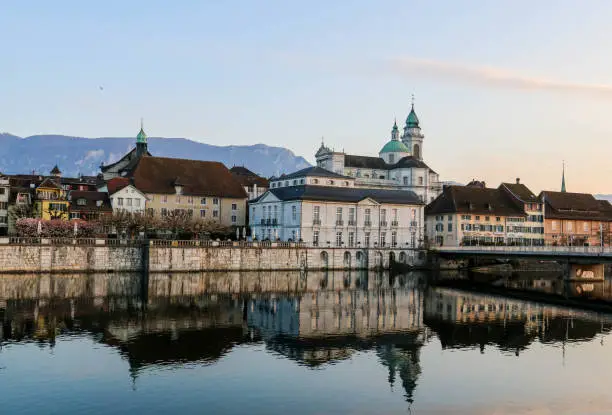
[0,133,310,178]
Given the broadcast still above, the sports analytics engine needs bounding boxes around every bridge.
[431,246,612,280]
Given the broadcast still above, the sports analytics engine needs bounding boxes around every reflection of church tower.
[377,341,423,405]
[402,99,424,161]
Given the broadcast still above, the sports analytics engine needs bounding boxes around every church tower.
[136,119,148,157]
[401,99,424,161]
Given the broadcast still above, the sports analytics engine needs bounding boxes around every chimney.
[516,178,520,184]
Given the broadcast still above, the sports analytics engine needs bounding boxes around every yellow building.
[35,177,69,220]
[131,156,248,227]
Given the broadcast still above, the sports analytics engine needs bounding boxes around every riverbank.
[0,239,425,273]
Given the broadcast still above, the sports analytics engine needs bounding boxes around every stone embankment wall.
[0,239,424,273]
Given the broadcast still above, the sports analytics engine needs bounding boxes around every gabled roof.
[426,186,525,216]
[69,191,112,212]
[500,183,538,203]
[539,191,612,220]
[131,156,247,199]
[37,178,61,190]
[106,177,130,195]
[279,166,350,180]
[100,147,152,174]
[230,166,269,188]
[344,154,434,172]
[262,185,422,205]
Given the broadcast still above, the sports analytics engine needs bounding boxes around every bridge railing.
[434,245,612,255]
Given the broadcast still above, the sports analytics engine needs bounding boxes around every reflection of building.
[424,287,612,354]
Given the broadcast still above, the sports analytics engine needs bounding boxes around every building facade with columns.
[250,167,424,247]
[315,104,442,204]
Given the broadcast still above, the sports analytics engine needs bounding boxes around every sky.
[3,0,612,193]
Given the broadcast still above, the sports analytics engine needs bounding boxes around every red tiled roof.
[132,156,247,199]
[107,177,130,195]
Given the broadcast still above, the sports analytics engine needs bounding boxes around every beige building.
[131,156,248,227]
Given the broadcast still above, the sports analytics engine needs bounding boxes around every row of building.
[3,103,610,248]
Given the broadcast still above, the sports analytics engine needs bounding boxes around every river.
[1,270,612,414]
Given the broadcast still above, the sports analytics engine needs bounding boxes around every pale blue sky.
[3,1,612,192]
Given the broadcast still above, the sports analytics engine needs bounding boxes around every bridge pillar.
[568,263,605,281]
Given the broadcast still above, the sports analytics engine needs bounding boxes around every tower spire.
[561,161,566,192]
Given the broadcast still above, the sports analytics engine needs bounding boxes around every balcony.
[364,221,372,227]
[348,220,356,226]
[380,221,388,227]
[313,219,321,225]
[391,221,399,227]
[335,220,344,226]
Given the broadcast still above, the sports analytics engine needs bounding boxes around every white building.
[250,167,424,247]
[315,104,442,203]
[105,178,147,214]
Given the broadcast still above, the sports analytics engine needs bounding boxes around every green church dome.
[380,140,410,154]
[406,106,419,128]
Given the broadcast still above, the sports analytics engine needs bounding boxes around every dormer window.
[313,179,319,184]
[96,200,103,207]
[175,185,183,195]
[329,180,334,185]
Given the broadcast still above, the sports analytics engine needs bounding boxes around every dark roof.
[500,183,539,203]
[280,167,350,180]
[344,154,434,172]
[230,166,269,188]
[69,191,112,212]
[107,177,131,195]
[426,186,525,216]
[540,191,612,220]
[50,165,61,175]
[38,178,62,189]
[132,156,247,199]
[100,147,152,174]
[266,185,422,205]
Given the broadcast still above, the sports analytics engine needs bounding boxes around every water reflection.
[2,271,612,413]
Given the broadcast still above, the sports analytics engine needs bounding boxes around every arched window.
[389,154,395,163]
[413,144,421,159]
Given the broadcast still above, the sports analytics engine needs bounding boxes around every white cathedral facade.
[315,104,442,203]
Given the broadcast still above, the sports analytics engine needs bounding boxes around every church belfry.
[136,119,148,157]
[401,96,424,161]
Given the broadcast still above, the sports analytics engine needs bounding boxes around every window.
[380,232,386,247]
[485,216,490,221]
[336,232,342,247]
[176,196,181,203]
[551,221,558,231]
[392,209,398,221]
[77,198,87,206]
[285,181,289,186]
[567,222,573,231]
[188,197,193,204]
[365,208,371,224]
[381,209,387,224]
[344,181,350,187]
[134,199,141,207]
[161,208,168,216]
[200,198,206,205]
[200,209,206,218]
[146,208,154,216]
[364,232,370,247]
[336,207,343,222]
[349,208,355,223]
[418,177,423,185]
[231,215,237,223]
[496,217,501,222]
[313,179,319,184]
[313,231,320,246]
[313,206,320,222]
[0,202,6,210]
[213,198,219,205]
[448,223,452,232]
[403,177,409,185]
[475,216,480,220]
[349,232,355,247]
[126,198,132,207]
[0,188,4,195]
[213,210,219,218]
[273,205,278,219]
[292,206,297,221]
[70,212,80,220]
[232,203,237,210]
[391,231,397,246]
[389,154,395,163]
[162,195,167,203]
[293,180,297,185]
[329,180,334,185]
[584,222,589,232]
[117,197,124,206]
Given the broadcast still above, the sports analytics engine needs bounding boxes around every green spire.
[561,161,566,192]
[136,118,147,144]
[406,95,420,128]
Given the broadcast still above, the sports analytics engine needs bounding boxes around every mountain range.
[0,133,310,178]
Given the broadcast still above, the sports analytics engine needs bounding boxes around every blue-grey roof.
[278,166,350,180]
[266,185,423,205]
[344,155,434,173]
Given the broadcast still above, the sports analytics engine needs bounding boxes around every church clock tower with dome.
[315,100,442,203]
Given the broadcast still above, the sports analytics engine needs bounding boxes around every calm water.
[2,271,612,414]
